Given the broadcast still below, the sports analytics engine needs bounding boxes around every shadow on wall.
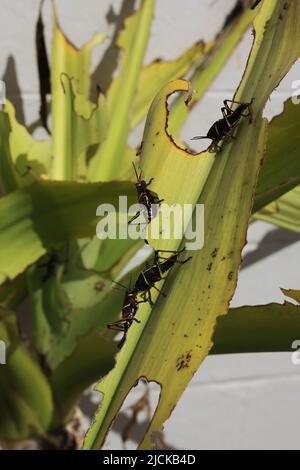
[90,0,136,97]
[2,0,137,130]
[242,227,300,270]
[2,55,25,125]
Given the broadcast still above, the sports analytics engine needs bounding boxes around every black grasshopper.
[128,162,163,225]
[107,282,148,348]
[107,249,191,347]
[192,98,254,151]
[134,249,192,305]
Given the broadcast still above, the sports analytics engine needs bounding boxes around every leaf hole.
[102,378,161,450]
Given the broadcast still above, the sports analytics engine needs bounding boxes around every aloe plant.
[0,0,299,449]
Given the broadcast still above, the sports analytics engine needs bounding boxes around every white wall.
[1,0,300,450]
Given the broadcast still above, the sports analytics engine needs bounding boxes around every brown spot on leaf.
[228,271,234,280]
[211,248,218,258]
[94,280,106,291]
[176,351,192,371]
[207,262,213,271]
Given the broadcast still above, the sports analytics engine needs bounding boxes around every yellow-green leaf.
[83,0,300,450]
[131,41,204,129]
[88,0,155,182]
[0,311,54,439]
[169,6,256,137]
[0,101,51,192]
[55,75,109,180]
[0,180,135,283]
[254,99,300,212]
[27,239,141,370]
[281,288,300,304]
[212,289,300,354]
[49,330,116,420]
[50,2,105,180]
[255,185,300,233]
[83,79,265,448]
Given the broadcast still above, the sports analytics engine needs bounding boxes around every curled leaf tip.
[184,82,194,107]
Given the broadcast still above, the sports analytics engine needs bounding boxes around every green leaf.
[169,6,256,137]
[0,311,54,439]
[0,180,136,283]
[255,185,300,233]
[54,75,109,180]
[45,285,124,370]
[253,98,300,212]
[131,41,204,129]
[49,330,116,421]
[27,239,141,370]
[281,288,300,304]
[139,80,215,249]
[212,289,300,354]
[0,101,51,193]
[83,75,265,448]
[0,276,27,310]
[88,0,155,182]
[83,0,300,450]
[50,2,105,180]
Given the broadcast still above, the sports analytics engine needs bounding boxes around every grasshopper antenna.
[112,280,128,290]
[191,136,211,141]
[132,161,141,181]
